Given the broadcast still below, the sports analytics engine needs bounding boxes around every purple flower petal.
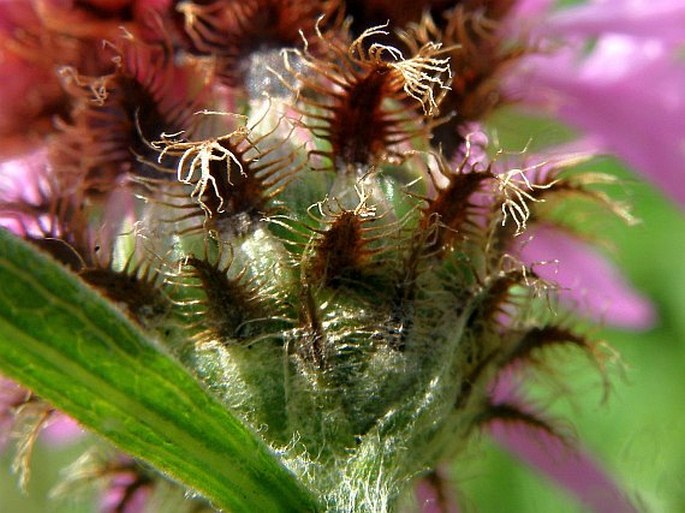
[41,414,84,445]
[0,376,84,450]
[490,420,640,513]
[0,377,26,450]
[415,468,461,513]
[101,474,151,513]
[0,149,49,202]
[0,150,53,236]
[488,370,639,513]
[547,0,685,45]
[100,458,152,513]
[519,225,656,329]
[506,5,685,206]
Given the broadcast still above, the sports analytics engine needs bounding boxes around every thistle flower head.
[0,1,678,512]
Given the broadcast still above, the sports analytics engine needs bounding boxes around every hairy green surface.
[0,229,320,513]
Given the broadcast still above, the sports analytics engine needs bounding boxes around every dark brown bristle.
[79,267,170,325]
[476,402,561,440]
[382,224,436,351]
[309,210,371,287]
[422,170,493,252]
[454,349,496,410]
[297,285,326,369]
[507,326,591,366]
[186,256,263,341]
[3,175,96,269]
[382,290,416,352]
[178,0,341,87]
[30,237,87,272]
[475,270,526,327]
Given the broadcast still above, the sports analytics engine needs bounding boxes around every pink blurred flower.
[100,464,152,513]
[506,0,685,206]
[0,376,83,451]
[487,370,640,513]
[41,414,85,445]
[0,149,52,236]
[415,467,460,513]
[491,420,639,513]
[543,0,685,45]
[520,225,656,329]
[0,378,26,450]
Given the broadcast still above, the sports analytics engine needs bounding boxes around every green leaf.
[0,229,319,513]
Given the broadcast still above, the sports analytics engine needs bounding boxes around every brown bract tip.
[182,253,280,344]
[148,112,304,234]
[80,265,170,327]
[177,0,342,87]
[280,20,450,172]
[52,31,209,194]
[304,189,393,289]
[420,152,494,254]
